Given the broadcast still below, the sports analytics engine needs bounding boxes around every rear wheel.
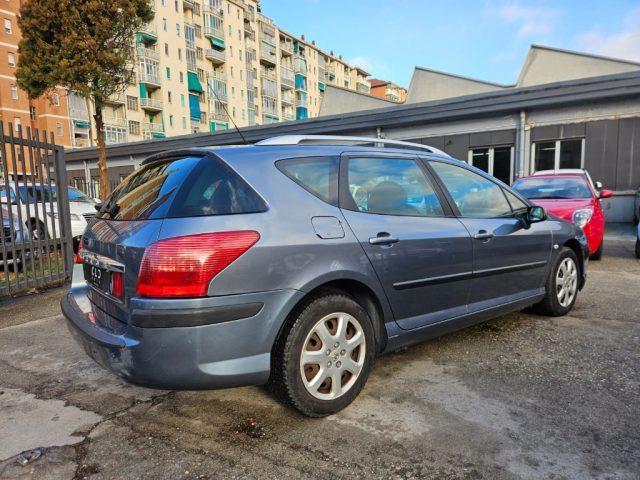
[269,292,375,417]
[532,247,579,316]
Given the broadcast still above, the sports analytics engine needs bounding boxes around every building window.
[126,95,138,111]
[162,18,167,31]
[176,23,181,36]
[169,114,174,126]
[179,72,184,83]
[533,139,583,172]
[51,92,60,106]
[29,106,36,120]
[56,122,63,137]
[180,94,185,107]
[167,91,172,103]
[468,146,514,185]
[4,19,12,34]
[178,48,182,60]
[166,66,171,79]
[165,43,169,55]
[7,52,15,67]
[10,84,18,100]
[128,120,141,136]
[182,117,186,129]
[14,117,21,130]
[104,126,127,144]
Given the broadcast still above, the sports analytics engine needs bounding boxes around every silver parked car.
[62,136,589,416]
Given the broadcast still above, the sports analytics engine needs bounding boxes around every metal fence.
[0,123,74,297]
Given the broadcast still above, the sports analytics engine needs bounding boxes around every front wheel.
[269,293,375,417]
[532,247,580,316]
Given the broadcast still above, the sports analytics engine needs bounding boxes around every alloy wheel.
[299,312,366,400]
[556,257,578,307]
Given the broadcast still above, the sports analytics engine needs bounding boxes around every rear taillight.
[75,240,83,264]
[111,271,124,298]
[136,231,260,298]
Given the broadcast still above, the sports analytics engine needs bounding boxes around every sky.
[260,0,640,88]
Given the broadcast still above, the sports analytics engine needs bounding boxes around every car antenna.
[209,83,248,145]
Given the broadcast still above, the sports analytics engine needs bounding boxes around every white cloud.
[495,2,561,39]
[574,7,640,61]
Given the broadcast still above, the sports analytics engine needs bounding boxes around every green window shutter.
[187,71,204,93]
[139,83,148,99]
[166,67,171,79]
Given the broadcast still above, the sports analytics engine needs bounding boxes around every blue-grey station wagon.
[62,135,589,417]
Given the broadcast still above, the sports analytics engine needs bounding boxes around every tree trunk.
[93,98,111,201]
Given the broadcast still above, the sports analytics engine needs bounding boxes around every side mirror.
[94,202,103,212]
[595,181,603,190]
[599,189,613,199]
[517,206,547,229]
[528,205,547,222]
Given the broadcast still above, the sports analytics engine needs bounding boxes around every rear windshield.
[97,156,266,220]
[512,177,592,200]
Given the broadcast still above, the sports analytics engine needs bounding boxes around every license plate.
[83,263,110,292]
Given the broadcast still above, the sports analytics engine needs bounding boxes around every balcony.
[136,46,159,60]
[210,111,229,123]
[183,0,194,10]
[204,48,225,65]
[139,23,157,42]
[139,72,161,87]
[204,2,223,15]
[296,99,307,108]
[140,97,163,112]
[262,114,279,125]
[243,6,255,22]
[105,93,126,105]
[204,26,225,45]
[356,81,370,94]
[280,41,293,56]
[244,26,256,42]
[281,110,295,121]
[280,67,294,89]
[103,116,127,128]
[187,60,198,72]
[143,121,164,134]
[294,56,307,76]
[259,44,277,66]
[281,93,294,105]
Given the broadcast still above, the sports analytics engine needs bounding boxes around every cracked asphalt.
[0,229,638,480]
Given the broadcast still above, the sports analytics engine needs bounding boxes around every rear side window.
[98,156,266,220]
[277,156,339,205]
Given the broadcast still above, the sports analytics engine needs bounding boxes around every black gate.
[0,123,74,296]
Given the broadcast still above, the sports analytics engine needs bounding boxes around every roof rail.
[255,135,450,157]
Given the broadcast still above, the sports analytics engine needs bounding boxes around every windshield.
[512,177,592,200]
[68,186,95,203]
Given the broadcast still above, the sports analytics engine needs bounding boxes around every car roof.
[142,144,456,167]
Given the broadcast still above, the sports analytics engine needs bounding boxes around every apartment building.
[1,0,74,163]
[1,0,371,154]
[369,78,407,103]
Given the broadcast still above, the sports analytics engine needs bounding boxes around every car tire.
[635,239,640,259]
[532,247,580,317]
[590,242,603,261]
[269,292,375,417]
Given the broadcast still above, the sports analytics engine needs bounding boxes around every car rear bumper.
[61,278,303,390]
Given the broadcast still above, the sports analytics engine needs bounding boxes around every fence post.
[53,145,74,279]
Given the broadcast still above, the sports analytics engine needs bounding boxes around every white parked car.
[0,182,96,246]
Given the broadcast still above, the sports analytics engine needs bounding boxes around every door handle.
[369,233,399,245]
[473,230,494,241]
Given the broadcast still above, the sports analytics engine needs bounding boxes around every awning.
[187,71,204,93]
[295,75,306,90]
[189,94,201,120]
[73,120,90,128]
[210,121,228,132]
[208,38,225,49]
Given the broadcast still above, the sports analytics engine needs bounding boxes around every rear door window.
[98,156,266,220]
[276,157,339,205]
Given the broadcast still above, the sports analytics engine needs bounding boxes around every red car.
[512,169,613,260]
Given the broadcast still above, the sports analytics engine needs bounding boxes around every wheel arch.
[273,275,391,357]
[563,238,586,289]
